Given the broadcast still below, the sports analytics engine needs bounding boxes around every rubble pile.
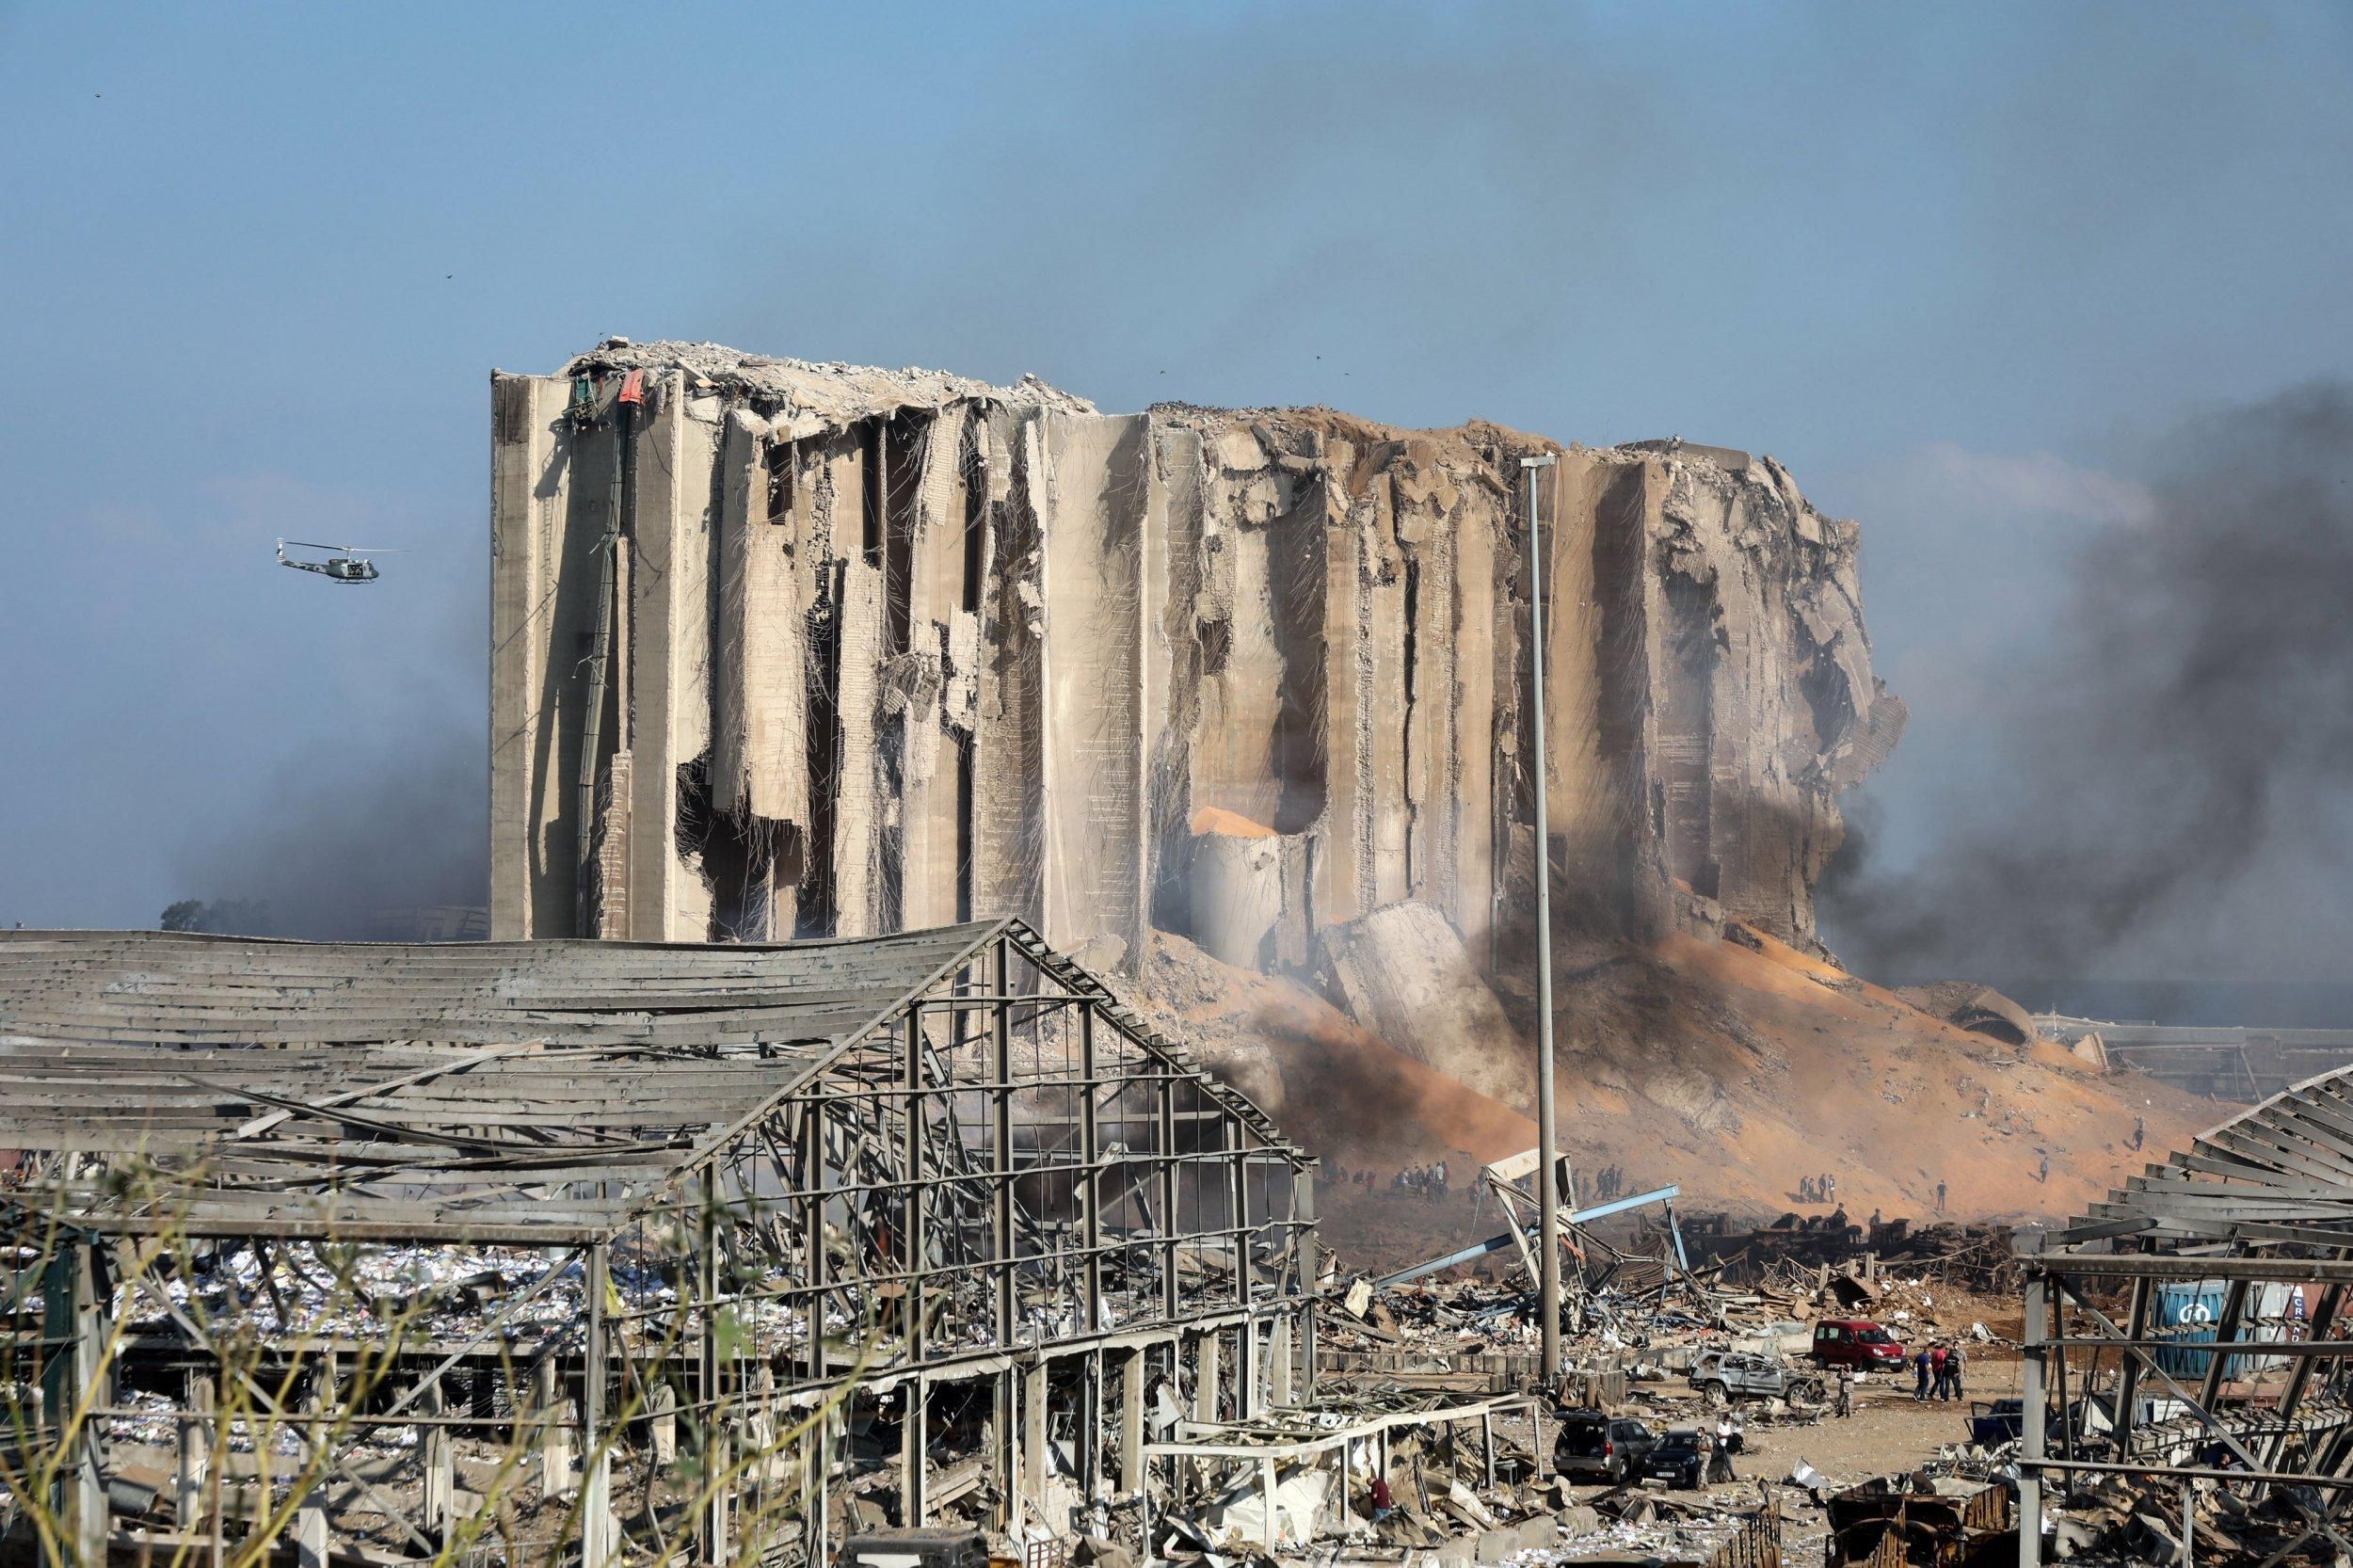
[2041,1473,2347,1566]
[1144,1383,1787,1568]
[1822,1474,2015,1566]
[1679,1212,2022,1297]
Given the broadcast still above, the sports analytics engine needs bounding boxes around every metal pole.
[2021,1270,2047,1568]
[1522,451,1562,1384]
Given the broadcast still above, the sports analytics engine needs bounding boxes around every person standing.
[2132,1115,2146,1151]
[2038,1150,2050,1184]
[1946,1344,1966,1402]
[1936,1178,1947,1213]
[1836,1366,1856,1419]
[1913,1347,1932,1401]
[1930,1344,1950,1400]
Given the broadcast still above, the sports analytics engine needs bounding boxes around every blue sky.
[3,3,2350,974]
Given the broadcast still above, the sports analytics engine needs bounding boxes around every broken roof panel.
[2057,1064,2353,1249]
[0,918,1298,1243]
[0,920,997,1048]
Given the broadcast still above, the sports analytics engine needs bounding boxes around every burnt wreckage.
[2018,1066,2353,1566]
[0,922,1315,1566]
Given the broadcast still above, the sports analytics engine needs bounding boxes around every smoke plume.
[167,715,488,940]
[1825,382,2353,984]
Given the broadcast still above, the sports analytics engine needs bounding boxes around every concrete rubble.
[490,341,1902,990]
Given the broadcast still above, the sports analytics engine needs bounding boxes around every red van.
[1811,1318,1906,1370]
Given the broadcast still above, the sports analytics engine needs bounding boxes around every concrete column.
[1119,1352,1146,1494]
[294,1485,328,1568]
[649,1383,677,1467]
[1036,412,1152,968]
[900,408,969,928]
[1315,470,1367,922]
[176,1371,212,1529]
[624,370,718,939]
[488,373,571,937]
[1363,466,1413,906]
[971,411,1046,930]
[1192,1332,1219,1425]
[1257,1459,1277,1552]
[901,1379,927,1527]
[543,1400,577,1497]
[1022,1361,1050,1525]
[1270,1315,1293,1407]
[423,1429,454,1544]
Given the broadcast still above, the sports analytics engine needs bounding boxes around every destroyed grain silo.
[489,342,1902,999]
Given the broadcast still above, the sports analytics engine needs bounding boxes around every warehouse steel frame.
[2017,1066,2353,1567]
[0,920,1317,1568]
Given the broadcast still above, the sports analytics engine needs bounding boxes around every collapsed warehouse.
[0,922,1333,1565]
[2015,1066,2353,1565]
[488,342,1902,1025]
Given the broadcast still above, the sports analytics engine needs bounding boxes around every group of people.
[1587,1164,1630,1201]
[1326,1160,1456,1202]
[1799,1172,1839,1204]
[1913,1343,1968,1401]
[1394,1161,1450,1203]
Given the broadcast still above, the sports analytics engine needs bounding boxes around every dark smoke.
[1826,382,2353,984]
[167,715,487,940]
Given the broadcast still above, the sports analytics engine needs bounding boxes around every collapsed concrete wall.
[1313,902,1532,1112]
[489,341,1900,973]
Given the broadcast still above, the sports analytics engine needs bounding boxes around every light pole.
[1520,451,1563,1384]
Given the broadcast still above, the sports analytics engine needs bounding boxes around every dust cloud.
[167,717,487,939]
[1823,382,2353,987]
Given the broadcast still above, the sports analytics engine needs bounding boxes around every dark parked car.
[1969,1399,2025,1447]
[1641,1432,1708,1490]
[1554,1411,1659,1483]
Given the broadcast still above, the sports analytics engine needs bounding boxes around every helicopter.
[276,538,392,584]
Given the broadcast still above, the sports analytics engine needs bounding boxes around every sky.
[2,3,2350,980]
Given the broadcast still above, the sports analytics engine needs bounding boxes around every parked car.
[1969,1398,2130,1457]
[1689,1349,1823,1403]
[1810,1318,1907,1371]
[1553,1410,1659,1483]
[1968,1399,2025,1447]
[1640,1432,1708,1490]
